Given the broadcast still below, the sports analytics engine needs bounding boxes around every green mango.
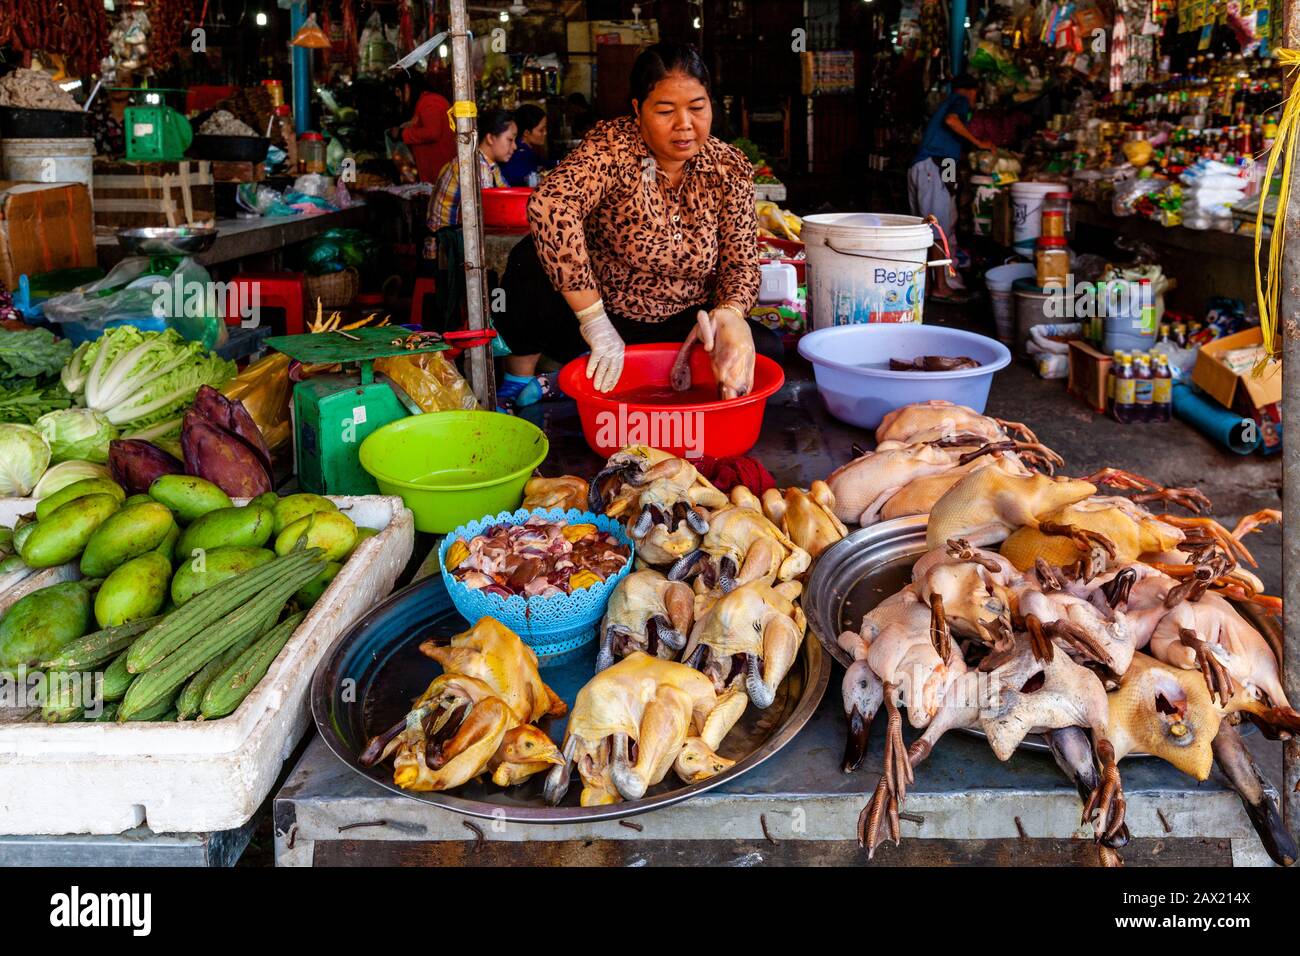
[249,492,279,511]
[80,501,177,578]
[275,510,356,562]
[345,525,379,559]
[154,523,180,564]
[294,561,342,607]
[94,551,172,628]
[170,546,275,606]
[122,494,154,508]
[272,493,338,535]
[20,494,120,569]
[177,505,274,559]
[0,580,95,670]
[35,478,125,521]
[148,475,233,524]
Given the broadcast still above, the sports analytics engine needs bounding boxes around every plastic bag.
[1111,178,1165,216]
[42,257,228,349]
[221,352,293,454]
[302,228,378,276]
[374,352,479,413]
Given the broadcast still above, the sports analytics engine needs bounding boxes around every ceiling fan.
[467,1,530,15]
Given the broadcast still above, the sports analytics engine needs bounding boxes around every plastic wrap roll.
[1171,383,1261,454]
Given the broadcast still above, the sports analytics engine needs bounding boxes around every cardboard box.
[1191,327,1281,413]
[0,182,96,290]
[1068,338,1112,413]
[91,160,216,229]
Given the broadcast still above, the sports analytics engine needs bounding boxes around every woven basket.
[305,268,360,308]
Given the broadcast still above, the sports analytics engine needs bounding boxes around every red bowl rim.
[558,343,785,413]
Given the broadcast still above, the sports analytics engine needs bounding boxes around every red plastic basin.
[558,343,785,460]
[481,187,532,230]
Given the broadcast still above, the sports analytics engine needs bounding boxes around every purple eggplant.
[108,440,185,496]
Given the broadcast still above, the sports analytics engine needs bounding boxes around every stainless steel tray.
[312,574,831,823]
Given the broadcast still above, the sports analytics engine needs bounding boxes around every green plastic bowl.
[358,411,549,533]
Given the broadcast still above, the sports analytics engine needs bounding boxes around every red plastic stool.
[410,277,436,328]
[223,273,307,335]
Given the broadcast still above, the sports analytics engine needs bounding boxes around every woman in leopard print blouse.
[494,42,778,408]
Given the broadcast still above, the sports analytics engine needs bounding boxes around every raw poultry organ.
[831,413,1293,866]
[445,517,631,599]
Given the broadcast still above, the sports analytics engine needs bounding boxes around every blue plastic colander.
[439,508,635,657]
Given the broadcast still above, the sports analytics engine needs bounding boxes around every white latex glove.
[699,307,755,399]
[576,300,625,393]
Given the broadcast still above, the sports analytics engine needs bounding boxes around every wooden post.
[449,0,496,410]
[1282,0,1300,852]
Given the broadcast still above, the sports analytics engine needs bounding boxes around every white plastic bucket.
[802,213,943,329]
[0,137,95,192]
[985,261,1035,345]
[971,174,997,237]
[1010,181,1059,256]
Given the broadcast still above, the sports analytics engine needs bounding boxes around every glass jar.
[300,132,327,174]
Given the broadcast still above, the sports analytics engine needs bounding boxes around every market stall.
[0,0,1293,876]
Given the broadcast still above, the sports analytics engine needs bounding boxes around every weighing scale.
[117,87,192,162]
[267,327,497,496]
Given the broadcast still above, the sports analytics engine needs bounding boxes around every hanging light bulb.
[439,44,449,58]
[499,9,509,21]
[256,11,268,27]
[693,16,701,28]
[964,16,971,27]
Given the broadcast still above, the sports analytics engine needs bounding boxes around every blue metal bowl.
[438,507,635,656]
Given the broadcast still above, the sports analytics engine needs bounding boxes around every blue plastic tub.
[798,324,1012,429]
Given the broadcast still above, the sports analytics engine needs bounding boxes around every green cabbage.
[0,424,51,496]
[36,408,119,464]
[32,460,112,500]
[61,328,236,432]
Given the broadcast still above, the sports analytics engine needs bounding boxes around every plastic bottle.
[1134,352,1154,422]
[1112,354,1137,423]
[1151,352,1172,423]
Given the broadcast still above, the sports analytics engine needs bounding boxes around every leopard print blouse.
[527,116,760,322]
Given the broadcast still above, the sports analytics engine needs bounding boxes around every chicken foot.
[1179,628,1236,706]
[858,683,913,857]
[1080,467,1212,515]
[1081,739,1128,844]
[1047,726,1131,848]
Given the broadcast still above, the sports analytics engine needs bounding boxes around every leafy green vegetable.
[32,460,112,500]
[0,423,51,496]
[36,408,118,464]
[0,381,73,425]
[731,137,765,167]
[60,328,236,432]
[0,328,73,388]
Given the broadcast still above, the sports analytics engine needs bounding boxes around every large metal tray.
[312,574,831,823]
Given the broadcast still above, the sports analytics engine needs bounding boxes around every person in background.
[491,42,778,409]
[390,69,455,185]
[501,103,549,187]
[908,73,994,303]
[427,109,516,233]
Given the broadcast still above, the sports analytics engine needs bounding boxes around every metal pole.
[290,1,311,134]
[950,0,967,74]
[1282,0,1300,854]
[449,0,496,410]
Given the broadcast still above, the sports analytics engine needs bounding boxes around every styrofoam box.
[0,495,414,835]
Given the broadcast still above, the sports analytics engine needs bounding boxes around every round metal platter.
[804,516,1264,754]
[312,574,832,823]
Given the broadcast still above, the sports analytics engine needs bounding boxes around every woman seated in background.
[501,103,549,187]
[492,42,778,409]
[427,109,516,234]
